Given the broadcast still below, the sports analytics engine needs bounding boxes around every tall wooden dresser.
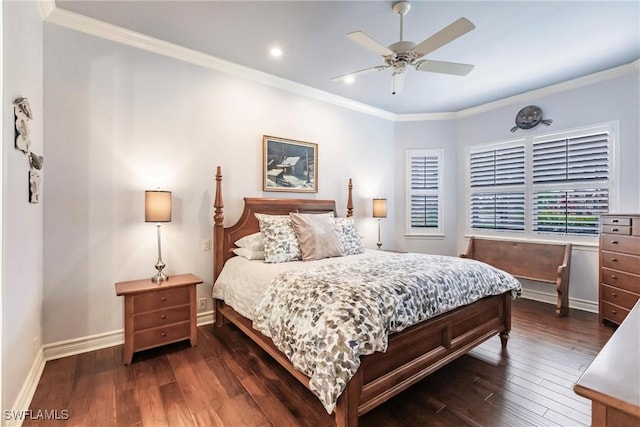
[599,214,640,325]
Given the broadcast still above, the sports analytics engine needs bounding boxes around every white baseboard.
[520,289,598,313]
[43,310,215,361]
[7,349,45,427]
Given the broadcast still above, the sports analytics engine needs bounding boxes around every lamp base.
[151,258,168,283]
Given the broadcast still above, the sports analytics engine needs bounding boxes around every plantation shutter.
[406,150,442,233]
[469,144,525,231]
[532,129,610,235]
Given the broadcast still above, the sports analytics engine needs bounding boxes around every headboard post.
[346,178,353,218]
[213,166,224,280]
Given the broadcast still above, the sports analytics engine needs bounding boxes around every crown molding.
[44,5,638,123]
[44,7,396,121]
[397,59,640,122]
[38,0,56,20]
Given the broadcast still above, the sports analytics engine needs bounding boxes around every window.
[406,149,443,236]
[469,143,525,231]
[466,123,615,241]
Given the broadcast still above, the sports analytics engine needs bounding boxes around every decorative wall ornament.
[510,105,553,132]
[13,97,43,203]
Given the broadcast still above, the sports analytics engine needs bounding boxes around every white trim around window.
[406,149,443,237]
[465,122,618,245]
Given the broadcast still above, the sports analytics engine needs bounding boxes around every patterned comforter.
[252,253,522,413]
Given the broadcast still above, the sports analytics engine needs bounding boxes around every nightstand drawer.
[602,217,631,227]
[600,234,640,256]
[133,305,190,331]
[601,285,640,310]
[133,321,191,351]
[600,301,630,325]
[601,251,640,275]
[601,225,631,235]
[601,268,640,293]
[133,287,190,313]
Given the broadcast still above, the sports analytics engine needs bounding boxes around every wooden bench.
[460,237,572,317]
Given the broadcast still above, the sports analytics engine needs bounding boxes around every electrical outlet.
[198,298,207,310]
[201,239,211,251]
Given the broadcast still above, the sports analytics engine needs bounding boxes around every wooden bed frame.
[212,166,512,427]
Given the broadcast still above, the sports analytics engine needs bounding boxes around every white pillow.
[255,213,301,263]
[232,247,265,260]
[234,232,264,251]
[332,217,365,255]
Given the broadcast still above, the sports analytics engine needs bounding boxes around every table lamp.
[373,198,387,250]
[145,190,172,282]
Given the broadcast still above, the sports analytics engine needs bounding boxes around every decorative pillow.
[289,213,345,261]
[255,213,301,263]
[234,232,264,251]
[232,247,265,260]
[332,217,365,255]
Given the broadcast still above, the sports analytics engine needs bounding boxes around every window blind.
[532,129,610,236]
[469,144,525,232]
[406,150,442,234]
[470,192,525,231]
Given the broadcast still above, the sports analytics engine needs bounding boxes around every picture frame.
[263,135,318,193]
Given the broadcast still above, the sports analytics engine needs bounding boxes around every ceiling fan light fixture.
[331,1,476,94]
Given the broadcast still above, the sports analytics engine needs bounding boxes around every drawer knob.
[612,219,619,223]
[612,228,619,232]
[611,275,618,280]
[160,296,167,302]
[160,331,166,337]
[611,240,618,244]
[611,292,617,297]
[610,257,618,262]
[160,314,166,320]
[611,310,617,315]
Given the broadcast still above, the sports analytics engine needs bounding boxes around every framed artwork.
[263,135,318,193]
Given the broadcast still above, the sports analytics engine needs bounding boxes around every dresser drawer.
[133,321,191,352]
[601,284,640,310]
[133,287,190,313]
[601,268,640,293]
[600,234,640,256]
[601,251,640,275]
[600,301,630,325]
[133,305,190,331]
[602,217,631,227]
[601,225,631,235]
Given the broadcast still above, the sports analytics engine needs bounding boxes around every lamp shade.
[145,190,172,223]
[372,198,387,218]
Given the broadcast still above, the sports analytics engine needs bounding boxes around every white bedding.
[212,249,389,320]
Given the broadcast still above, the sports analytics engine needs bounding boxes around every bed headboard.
[213,166,354,280]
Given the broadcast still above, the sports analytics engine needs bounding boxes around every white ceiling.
[55,1,640,115]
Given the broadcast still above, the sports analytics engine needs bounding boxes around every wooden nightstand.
[115,273,203,364]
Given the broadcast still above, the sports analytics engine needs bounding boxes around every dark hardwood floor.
[26,299,615,426]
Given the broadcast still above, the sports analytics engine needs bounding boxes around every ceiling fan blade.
[413,17,475,58]
[347,31,395,57]
[330,65,389,82]
[414,60,474,76]
[390,71,405,95]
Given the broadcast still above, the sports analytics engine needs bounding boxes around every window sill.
[404,234,445,240]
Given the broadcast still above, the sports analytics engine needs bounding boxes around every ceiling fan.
[331,1,476,95]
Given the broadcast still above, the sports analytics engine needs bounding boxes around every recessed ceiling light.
[270,47,283,58]
[344,75,355,84]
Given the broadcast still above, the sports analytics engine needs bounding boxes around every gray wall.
[2,0,44,415]
[42,24,395,345]
[393,70,639,307]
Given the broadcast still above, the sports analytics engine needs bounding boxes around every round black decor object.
[514,105,543,130]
